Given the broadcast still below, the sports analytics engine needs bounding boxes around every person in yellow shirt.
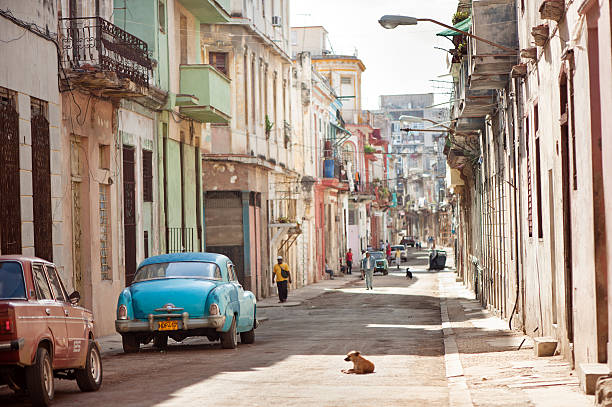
[272,256,292,303]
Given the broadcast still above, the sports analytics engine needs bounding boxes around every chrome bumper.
[0,338,24,351]
[115,313,226,333]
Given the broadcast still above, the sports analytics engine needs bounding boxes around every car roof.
[0,255,53,265]
[138,252,231,269]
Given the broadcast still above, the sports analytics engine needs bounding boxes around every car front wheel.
[121,334,140,353]
[75,340,103,392]
[25,346,54,406]
[220,316,238,349]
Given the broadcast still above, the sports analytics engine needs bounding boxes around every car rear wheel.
[121,334,140,353]
[153,334,168,349]
[240,321,255,344]
[25,346,54,407]
[220,316,237,349]
[75,341,103,392]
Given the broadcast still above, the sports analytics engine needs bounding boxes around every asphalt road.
[1,248,449,407]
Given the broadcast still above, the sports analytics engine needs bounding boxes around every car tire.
[121,334,140,353]
[220,316,238,349]
[75,341,103,392]
[240,321,256,344]
[153,334,168,350]
[25,346,54,407]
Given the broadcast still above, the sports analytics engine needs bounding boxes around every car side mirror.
[68,291,80,305]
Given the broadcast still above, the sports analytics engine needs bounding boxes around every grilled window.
[31,99,53,262]
[0,87,21,255]
[209,52,228,76]
[526,117,533,237]
[143,149,153,202]
[99,184,111,280]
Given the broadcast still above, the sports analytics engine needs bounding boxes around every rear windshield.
[133,262,222,283]
[0,261,26,299]
[370,252,385,260]
[391,246,404,250]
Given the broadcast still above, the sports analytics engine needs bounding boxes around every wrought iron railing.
[166,227,195,254]
[59,17,152,88]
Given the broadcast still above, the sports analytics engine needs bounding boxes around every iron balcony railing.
[59,17,152,88]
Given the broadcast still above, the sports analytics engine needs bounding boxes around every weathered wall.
[61,91,122,336]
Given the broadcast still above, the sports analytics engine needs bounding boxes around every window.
[228,263,237,281]
[341,76,352,85]
[569,69,577,189]
[180,14,188,65]
[45,266,67,301]
[99,144,110,169]
[0,261,26,299]
[99,184,111,280]
[244,53,249,130]
[158,0,166,33]
[535,137,543,239]
[526,117,533,237]
[31,97,53,262]
[32,264,53,300]
[134,262,222,281]
[209,52,228,76]
[143,149,153,202]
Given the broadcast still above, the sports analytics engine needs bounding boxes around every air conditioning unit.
[272,16,282,26]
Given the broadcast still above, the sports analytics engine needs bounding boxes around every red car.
[0,256,102,406]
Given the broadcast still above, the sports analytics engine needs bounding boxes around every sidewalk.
[438,263,593,405]
[258,273,360,308]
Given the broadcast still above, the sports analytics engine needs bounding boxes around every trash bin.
[429,250,447,270]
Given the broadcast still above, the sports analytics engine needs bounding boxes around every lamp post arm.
[416,18,517,53]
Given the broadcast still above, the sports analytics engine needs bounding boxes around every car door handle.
[45,308,51,315]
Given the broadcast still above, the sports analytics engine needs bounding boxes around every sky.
[290,0,458,110]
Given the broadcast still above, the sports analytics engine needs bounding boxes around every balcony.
[60,17,152,97]
[178,64,231,123]
[177,0,231,23]
[468,0,518,90]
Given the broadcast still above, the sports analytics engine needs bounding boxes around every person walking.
[385,243,392,261]
[395,247,402,270]
[345,249,353,275]
[272,256,292,303]
[362,252,374,290]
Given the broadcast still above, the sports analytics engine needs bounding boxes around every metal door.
[0,94,21,254]
[123,146,137,285]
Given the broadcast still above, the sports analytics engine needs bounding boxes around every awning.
[330,123,352,148]
[331,122,351,136]
[436,17,471,37]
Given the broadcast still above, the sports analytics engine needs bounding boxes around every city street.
[0,249,591,406]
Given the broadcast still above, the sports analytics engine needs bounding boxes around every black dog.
[406,268,413,279]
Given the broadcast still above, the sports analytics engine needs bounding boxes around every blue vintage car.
[115,252,257,352]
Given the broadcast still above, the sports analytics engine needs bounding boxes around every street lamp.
[378,15,517,53]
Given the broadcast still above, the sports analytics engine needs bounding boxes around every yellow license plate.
[158,320,179,331]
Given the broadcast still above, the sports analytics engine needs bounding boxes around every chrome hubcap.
[43,355,53,398]
[90,348,101,383]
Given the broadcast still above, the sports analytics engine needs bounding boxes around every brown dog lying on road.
[342,350,375,374]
